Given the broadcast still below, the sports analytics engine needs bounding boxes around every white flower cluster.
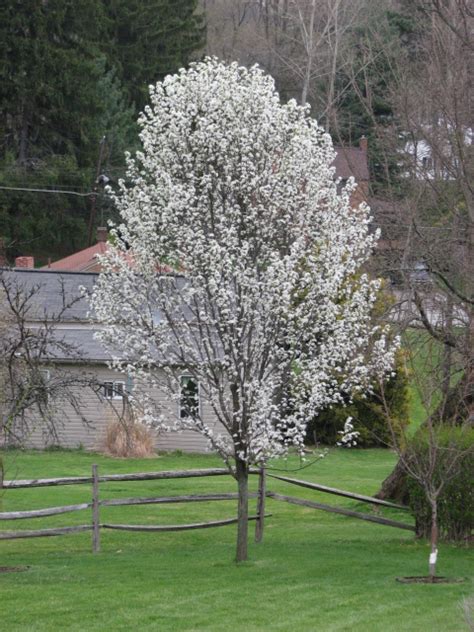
[90,58,396,466]
[337,417,361,448]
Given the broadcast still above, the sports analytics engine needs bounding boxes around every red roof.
[333,146,369,182]
[43,241,175,274]
[42,241,109,272]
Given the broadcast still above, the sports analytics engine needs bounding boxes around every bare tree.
[379,330,473,580]
[268,0,366,119]
[389,0,472,424]
[0,269,102,483]
[201,1,266,65]
[201,0,370,128]
[341,0,473,405]
[337,0,473,503]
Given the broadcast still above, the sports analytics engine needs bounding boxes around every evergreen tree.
[0,155,92,263]
[0,0,108,166]
[0,1,134,262]
[94,58,138,163]
[105,0,206,110]
[332,5,420,192]
[0,0,205,263]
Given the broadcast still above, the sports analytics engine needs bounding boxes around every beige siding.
[22,365,223,453]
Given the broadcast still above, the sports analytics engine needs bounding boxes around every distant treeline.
[0,1,205,264]
[0,1,445,264]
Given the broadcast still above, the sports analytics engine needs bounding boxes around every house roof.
[1,268,97,322]
[1,268,189,365]
[333,146,369,182]
[42,240,108,273]
[46,328,116,362]
[1,268,112,362]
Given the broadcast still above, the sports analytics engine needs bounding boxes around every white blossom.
[337,417,361,448]
[90,58,396,468]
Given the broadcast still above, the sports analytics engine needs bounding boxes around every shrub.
[305,350,410,447]
[406,427,474,542]
[100,418,156,458]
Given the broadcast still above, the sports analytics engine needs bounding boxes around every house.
[333,137,369,207]
[0,267,221,452]
[402,124,473,180]
[3,139,370,452]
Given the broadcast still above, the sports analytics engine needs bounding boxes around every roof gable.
[333,146,369,181]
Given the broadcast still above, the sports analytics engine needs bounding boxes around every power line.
[0,182,88,191]
[0,185,100,197]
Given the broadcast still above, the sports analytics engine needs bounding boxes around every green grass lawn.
[0,448,472,632]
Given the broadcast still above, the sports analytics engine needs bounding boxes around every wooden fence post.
[255,467,266,543]
[92,464,100,553]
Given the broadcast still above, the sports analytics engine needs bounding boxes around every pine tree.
[0,1,205,263]
[332,5,420,192]
[105,0,206,110]
[0,0,109,166]
[0,1,132,262]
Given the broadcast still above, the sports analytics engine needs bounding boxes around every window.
[39,369,50,383]
[421,156,432,170]
[179,375,200,419]
[104,380,125,400]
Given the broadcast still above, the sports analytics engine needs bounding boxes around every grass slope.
[0,449,472,632]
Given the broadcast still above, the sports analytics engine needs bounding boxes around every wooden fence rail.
[101,492,259,507]
[0,503,91,521]
[267,492,415,532]
[0,465,266,551]
[3,467,260,489]
[102,514,271,533]
[0,525,93,540]
[266,473,408,511]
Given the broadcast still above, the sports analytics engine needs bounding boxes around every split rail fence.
[0,465,414,553]
[265,472,414,532]
[0,466,268,552]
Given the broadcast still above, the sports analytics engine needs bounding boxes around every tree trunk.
[434,372,474,425]
[300,0,316,107]
[376,458,409,503]
[429,499,439,581]
[235,457,249,562]
[441,295,453,409]
[0,457,3,520]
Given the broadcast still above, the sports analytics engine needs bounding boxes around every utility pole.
[87,136,107,247]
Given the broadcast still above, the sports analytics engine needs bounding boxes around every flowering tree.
[91,58,396,561]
